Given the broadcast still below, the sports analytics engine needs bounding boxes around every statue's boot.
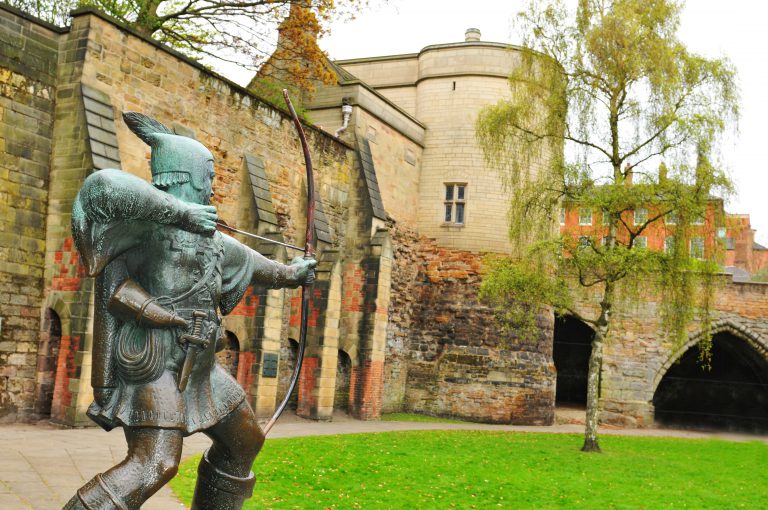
[190,449,255,510]
[62,475,129,510]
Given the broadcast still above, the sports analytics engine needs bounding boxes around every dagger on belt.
[177,311,209,392]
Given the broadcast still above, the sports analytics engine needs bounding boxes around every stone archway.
[335,349,352,413]
[652,320,768,432]
[553,315,595,406]
[215,330,240,378]
[34,308,62,417]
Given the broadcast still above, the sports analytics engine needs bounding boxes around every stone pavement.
[1,412,765,510]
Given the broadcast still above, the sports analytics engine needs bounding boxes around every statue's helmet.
[122,112,213,191]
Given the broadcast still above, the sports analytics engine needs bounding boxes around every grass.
[170,431,768,509]
[380,412,467,423]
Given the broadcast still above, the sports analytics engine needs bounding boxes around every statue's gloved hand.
[290,256,317,287]
[93,387,115,407]
[180,203,218,235]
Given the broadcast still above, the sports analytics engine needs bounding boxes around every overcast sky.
[311,0,768,244]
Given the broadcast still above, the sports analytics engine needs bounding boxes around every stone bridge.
[563,276,768,429]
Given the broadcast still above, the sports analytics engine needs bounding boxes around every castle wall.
[354,109,421,229]
[0,5,393,424]
[339,55,419,89]
[0,6,61,422]
[337,56,419,116]
[338,41,560,424]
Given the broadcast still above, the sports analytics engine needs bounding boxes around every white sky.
[312,0,768,244]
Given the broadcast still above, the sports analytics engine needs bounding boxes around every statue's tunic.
[72,170,295,434]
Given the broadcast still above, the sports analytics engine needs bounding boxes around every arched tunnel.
[553,315,595,406]
[653,332,768,433]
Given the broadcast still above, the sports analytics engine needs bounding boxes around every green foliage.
[480,253,571,342]
[476,0,737,346]
[751,265,768,283]
[170,431,768,508]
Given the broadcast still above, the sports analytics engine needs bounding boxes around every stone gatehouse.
[1,4,766,431]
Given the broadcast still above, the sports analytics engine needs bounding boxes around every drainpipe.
[335,98,353,138]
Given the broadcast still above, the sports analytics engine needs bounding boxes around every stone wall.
[384,225,556,424]
[0,6,62,422]
[354,109,422,229]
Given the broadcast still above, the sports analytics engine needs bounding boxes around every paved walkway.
[1,413,765,509]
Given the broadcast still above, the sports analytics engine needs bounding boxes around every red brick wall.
[50,334,78,422]
[384,226,556,424]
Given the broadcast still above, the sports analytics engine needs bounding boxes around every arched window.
[335,350,352,412]
[215,330,240,377]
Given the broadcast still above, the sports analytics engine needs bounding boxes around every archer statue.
[63,110,316,510]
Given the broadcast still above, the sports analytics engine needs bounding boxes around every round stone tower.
[414,30,541,252]
[334,30,556,253]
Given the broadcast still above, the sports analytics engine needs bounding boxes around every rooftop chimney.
[465,28,481,42]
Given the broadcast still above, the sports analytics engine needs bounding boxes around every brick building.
[1,4,766,431]
[724,213,768,277]
[561,192,767,277]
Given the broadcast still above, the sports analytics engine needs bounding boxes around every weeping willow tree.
[477,0,737,452]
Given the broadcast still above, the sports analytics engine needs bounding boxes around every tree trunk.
[581,280,614,453]
[135,0,162,35]
[581,328,605,452]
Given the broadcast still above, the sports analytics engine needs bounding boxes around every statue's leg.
[62,427,183,510]
[191,401,264,510]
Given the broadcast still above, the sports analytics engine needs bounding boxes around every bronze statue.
[63,109,316,510]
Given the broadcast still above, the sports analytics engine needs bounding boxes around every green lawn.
[170,431,767,509]
[380,412,467,423]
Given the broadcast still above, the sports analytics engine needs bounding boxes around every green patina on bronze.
[64,112,315,510]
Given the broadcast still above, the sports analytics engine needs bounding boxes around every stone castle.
[1,4,766,431]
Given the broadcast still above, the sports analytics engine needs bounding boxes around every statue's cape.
[72,209,154,277]
[71,169,160,277]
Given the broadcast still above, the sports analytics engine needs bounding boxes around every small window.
[664,236,675,254]
[666,211,678,225]
[601,236,610,246]
[602,210,610,226]
[578,208,592,226]
[634,236,648,249]
[559,207,566,226]
[692,214,705,225]
[717,228,726,239]
[690,237,705,259]
[634,208,648,226]
[578,236,591,250]
[444,183,466,225]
